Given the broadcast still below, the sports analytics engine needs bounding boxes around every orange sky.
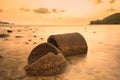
[0,0,120,25]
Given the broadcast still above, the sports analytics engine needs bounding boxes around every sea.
[0,25,120,80]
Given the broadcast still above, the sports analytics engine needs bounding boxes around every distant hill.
[0,21,10,24]
[90,13,120,24]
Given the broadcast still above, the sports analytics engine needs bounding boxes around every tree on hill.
[0,21,10,24]
[90,13,120,24]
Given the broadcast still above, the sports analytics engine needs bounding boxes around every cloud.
[52,8,58,13]
[19,8,30,12]
[0,9,3,12]
[109,0,116,4]
[33,7,65,14]
[90,0,103,4]
[106,7,117,11]
[95,0,103,4]
[52,8,65,13]
[90,0,116,5]
[33,8,50,14]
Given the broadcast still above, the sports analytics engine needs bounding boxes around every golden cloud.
[109,0,116,4]
[95,0,103,4]
[33,8,50,14]
[90,0,116,4]
[52,8,65,13]
[52,8,57,13]
[90,0,103,4]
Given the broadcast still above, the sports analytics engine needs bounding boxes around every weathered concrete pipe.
[47,33,88,57]
[25,43,67,76]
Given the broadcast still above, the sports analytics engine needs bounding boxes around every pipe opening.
[49,38,58,48]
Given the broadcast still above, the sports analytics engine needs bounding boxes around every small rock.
[32,31,35,33]
[6,38,8,40]
[33,35,37,38]
[15,36,23,38]
[17,30,21,32]
[10,26,12,29]
[29,29,32,30]
[7,30,13,33]
[93,31,96,34]
[28,39,32,41]
[0,34,9,38]
[40,38,44,40]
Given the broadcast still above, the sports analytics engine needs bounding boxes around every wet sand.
[0,25,120,80]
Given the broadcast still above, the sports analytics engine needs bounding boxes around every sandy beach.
[0,25,120,80]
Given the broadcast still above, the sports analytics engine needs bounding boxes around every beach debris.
[7,30,13,33]
[10,26,12,29]
[5,38,8,40]
[17,30,21,32]
[28,39,32,41]
[40,38,44,40]
[15,36,23,38]
[93,31,96,34]
[0,33,9,38]
[33,35,37,38]
[47,32,88,57]
[29,29,32,30]
[32,31,35,33]
[25,43,67,76]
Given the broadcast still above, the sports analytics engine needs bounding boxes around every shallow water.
[0,25,120,80]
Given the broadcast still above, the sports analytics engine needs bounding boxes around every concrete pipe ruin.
[47,33,88,57]
[25,43,67,76]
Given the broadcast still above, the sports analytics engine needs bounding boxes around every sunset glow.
[0,0,120,25]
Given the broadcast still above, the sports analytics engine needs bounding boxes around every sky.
[0,0,120,25]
